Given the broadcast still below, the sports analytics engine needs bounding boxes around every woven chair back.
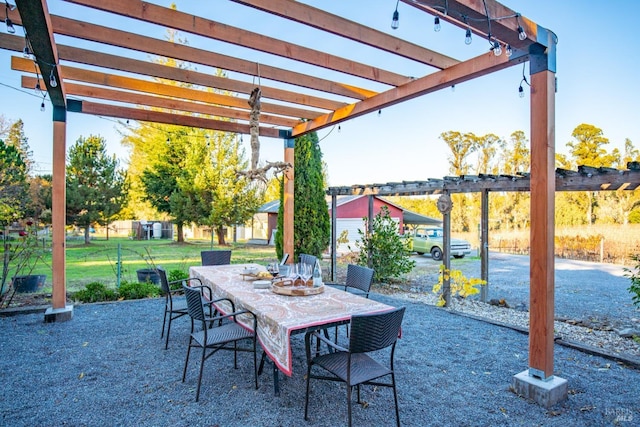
[201,250,232,266]
[349,307,405,354]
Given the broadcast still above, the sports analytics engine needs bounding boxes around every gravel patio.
[1,290,638,426]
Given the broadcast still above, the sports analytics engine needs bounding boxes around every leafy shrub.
[623,255,640,307]
[355,206,415,282]
[118,280,160,300]
[432,266,486,307]
[168,269,189,291]
[71,282,117,303]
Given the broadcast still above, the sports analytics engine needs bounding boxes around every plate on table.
[253,280,271,289]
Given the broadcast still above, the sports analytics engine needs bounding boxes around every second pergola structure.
[3,0,561,406]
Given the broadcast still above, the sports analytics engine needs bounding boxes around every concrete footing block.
[511,370,568,408]
[44,305,74,323]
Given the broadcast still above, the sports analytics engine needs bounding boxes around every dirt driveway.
[402,252,639,327]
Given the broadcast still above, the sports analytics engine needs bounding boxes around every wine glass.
[267,262,279,277]
[299,263,312,286]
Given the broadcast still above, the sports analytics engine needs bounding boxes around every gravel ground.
[1,292,639,426]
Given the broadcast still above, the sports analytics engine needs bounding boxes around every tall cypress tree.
[277,132,330,260]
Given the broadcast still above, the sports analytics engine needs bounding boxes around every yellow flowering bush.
[432,265,486,307]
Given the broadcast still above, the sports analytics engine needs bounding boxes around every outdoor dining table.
[188,263,395,394]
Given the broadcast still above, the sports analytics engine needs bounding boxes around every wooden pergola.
[2,0,561,405]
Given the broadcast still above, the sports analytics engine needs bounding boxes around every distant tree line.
[390,123,640,232]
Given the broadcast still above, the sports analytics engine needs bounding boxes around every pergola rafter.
[2,0,565,406]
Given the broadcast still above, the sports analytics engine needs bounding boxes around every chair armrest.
[324,282,346,290]
[305,329,347,361]
[169,277,202,286]
[210,309,257,331]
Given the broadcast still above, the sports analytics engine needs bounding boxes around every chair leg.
[391,373,400,427]
[253,339,258,389]
[161,307,168,338]
[164,315,172,350]
[304,364,313,421]
[182,340,193,382]
[347,384,353,427]
[195,345,206,402]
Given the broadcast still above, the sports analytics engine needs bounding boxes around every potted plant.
[1,219,50,306]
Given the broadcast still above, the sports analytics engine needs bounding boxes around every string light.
[491,38,502,56]
[516,14,527,40]
[23,37,32,58]
[49,68,58,88]
[391,0,399,30]
[433,16,441,32]
[40,94,46,112]
[518,63,530,98]
[4,3,15,34]
[464,27,472,45]
[505,44,513,57]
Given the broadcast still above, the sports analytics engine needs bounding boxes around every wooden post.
[480,189,489,302]
[367,195,374,268]
[442,205,451,307]
[51,108,66,310]
[283,138,294,263]
[529,69,556,380]
[331,194,337,281]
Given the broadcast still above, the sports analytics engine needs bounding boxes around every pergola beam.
[293,50,526,136]
[20,76,301,128]
[67,100,283,138]
[230,0,460,69]
[404,0,543,51]
[14,0,65,106]
[0,33,347,112]
[65,0,413,87]
[48,15,377,101]
[12,56,322,121]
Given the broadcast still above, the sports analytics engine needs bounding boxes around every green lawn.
[17,238,279,292]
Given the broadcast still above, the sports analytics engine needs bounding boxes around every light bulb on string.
[434,16,441,32]
[391,10,399,29]
[49,68,58,88]
[492,40,502,56]
[517,25,527,41]
[5,16,15,33]
[390,0,399,29]
[465,28,472,45]
[34,80,41,94]
[40,100,45,111]
[22,45,31,58]
[506,44,513,57]
[518,84,524,98]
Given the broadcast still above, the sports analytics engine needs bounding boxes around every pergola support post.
[282,136,295,264]
[45,106,73,323]
[441,191,451,307]
[330,194,337,281]
[480,189,489,302]
[512,37,567,407]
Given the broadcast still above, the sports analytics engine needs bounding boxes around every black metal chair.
[327,264,374,298]
[158,266,200,350]
[182,283,258,402]
[325,264,375,342]
[304,307,406,427]
[200,250,232,266]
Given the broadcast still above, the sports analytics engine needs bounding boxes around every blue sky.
[0,0,638,186]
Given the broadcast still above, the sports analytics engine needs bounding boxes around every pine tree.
[66,135,128,244]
